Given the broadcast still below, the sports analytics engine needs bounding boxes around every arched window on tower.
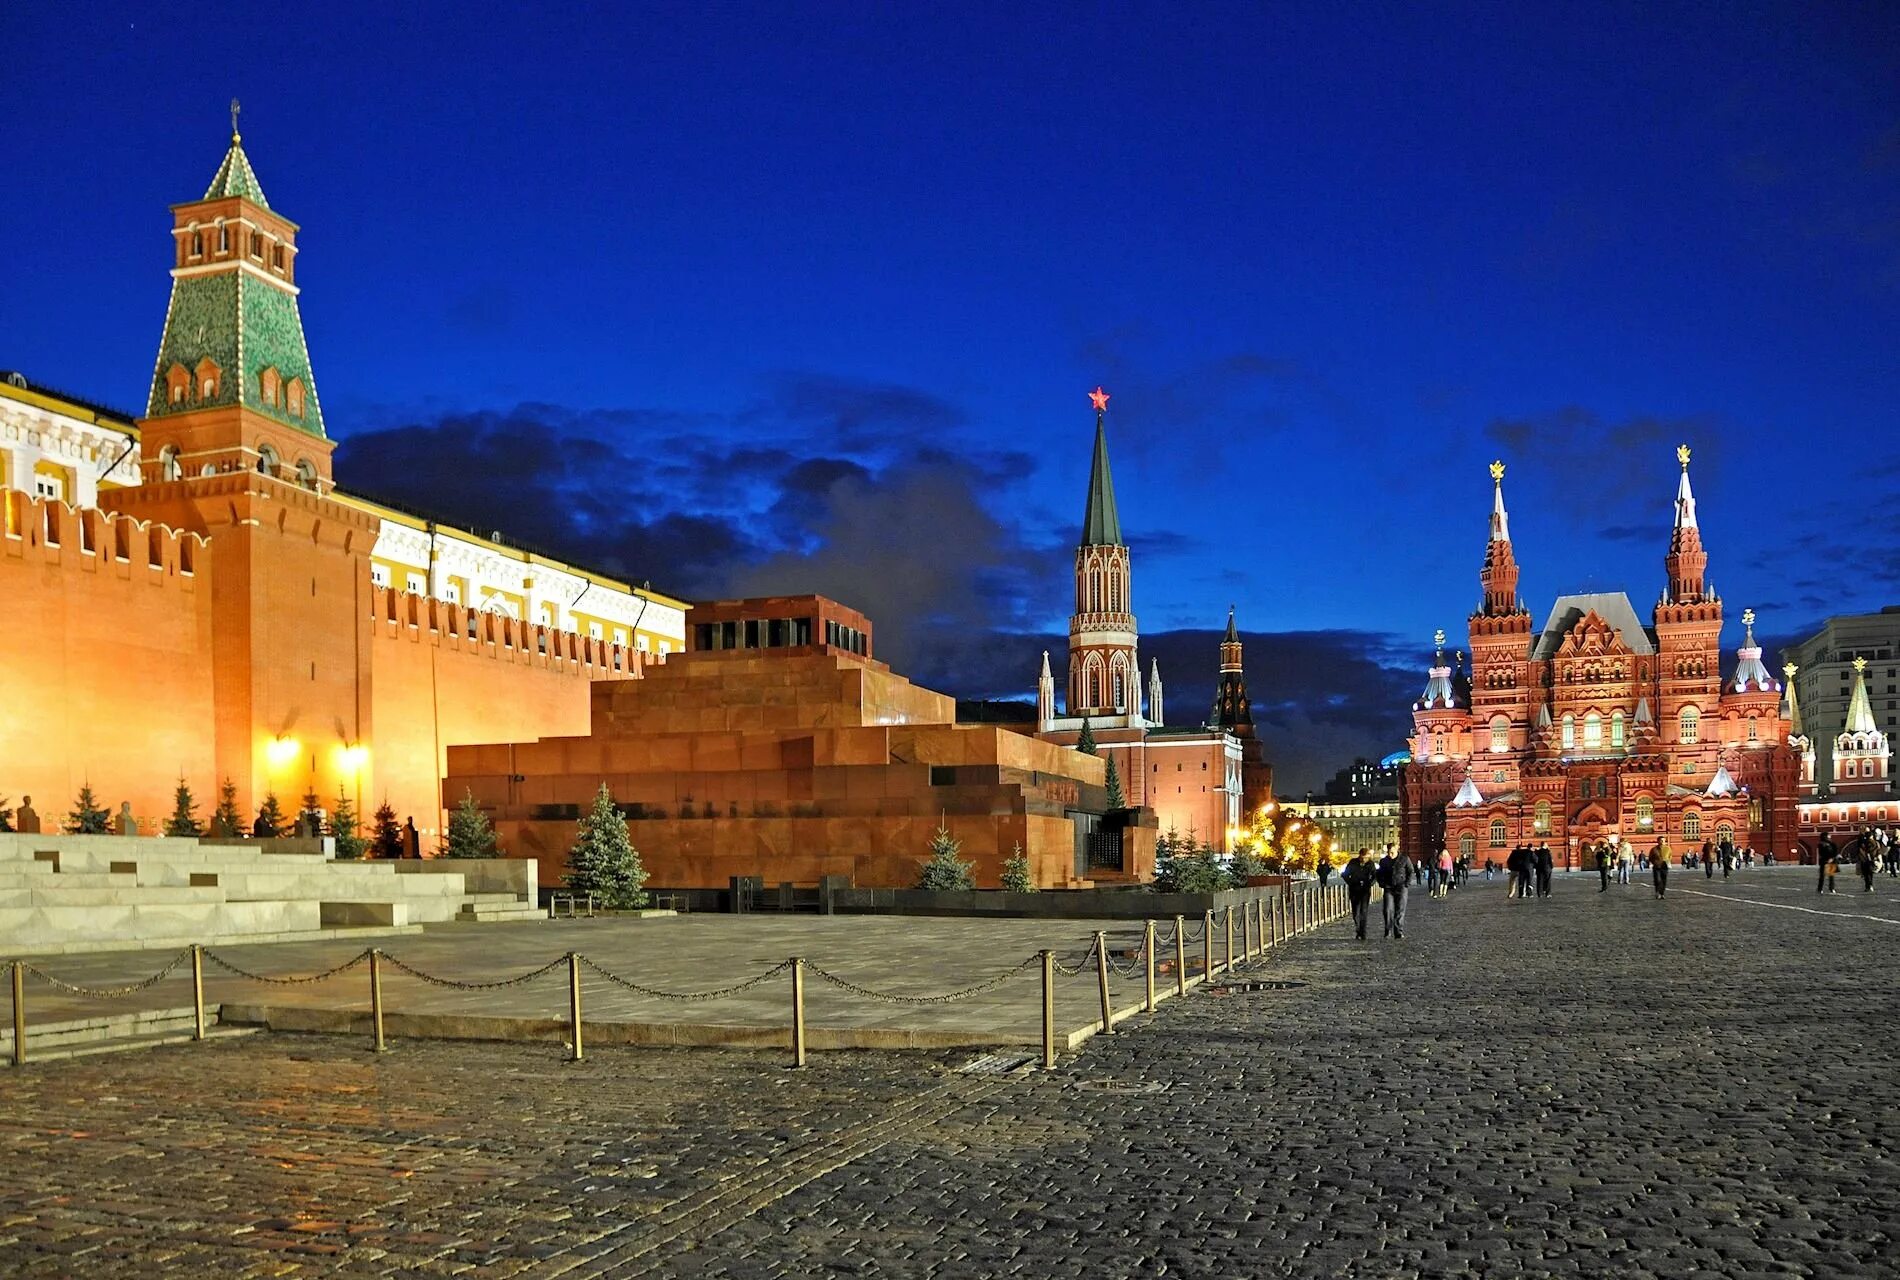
[1534,800,1551,832]
[1562,714,1576,751]
[1113,667,1125,712]
[294,459,318,492]
[1612,710,1625,749]
[1584,712,1602,750]
[256,443,279,477]
[1088,666,1101,709]
[1490,716,1509,753]
[217,222,229,253]
[158,445,181,482]
[1679,706,1700,745]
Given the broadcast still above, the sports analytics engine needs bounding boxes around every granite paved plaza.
[5,866,1899,1277]
[8,909,1277,1051]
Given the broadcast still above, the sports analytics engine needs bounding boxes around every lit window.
[1534,800,1551,832]
[1489,819,1506,848]
[1584,712,1602,750]
[1684,813,1702,839]
[1612,711,1625,749]
[1679,706,1700,745]
[1636,797,1654,827]
[1562,715,1576,750]
[1490,716,1509,753]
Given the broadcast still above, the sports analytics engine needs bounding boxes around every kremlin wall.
[1,125,1250,891]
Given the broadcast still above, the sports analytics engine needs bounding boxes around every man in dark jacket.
[1341,848,1378,940]
[1817,833,1839,894]
[1378,844,1417,939]
[1534,844,1555,898]
[1597,843,1613,892]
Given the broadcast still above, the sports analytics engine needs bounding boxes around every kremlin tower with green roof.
[140,103,330,485]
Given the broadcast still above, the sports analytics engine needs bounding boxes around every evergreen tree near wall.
[1103,752,1124,809]
[1228,842,1267,884]
[565,783,648,908]
[331,793,367,860]
[1152,826,1184,891]
[0,796,13,833]
[999,842,1036,893]
[1076,717,1097,756]
[163,779,203,837]
[443,790,499,859]
[68,783,112,835]
[211,779,243,838]
[254,792,287,839]
[917,825,976,891]
[1170,838,1233,894]
[370,802,404,859]
[299,789,324,838]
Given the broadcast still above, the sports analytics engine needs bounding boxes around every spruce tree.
[443,790,499,859]
[254,792,287,839]
[916,825,976,891]
[68,783,112,835]
[999,842,1036,893]
[1153,826,1184,891]
[1076,717,1097,756]
[332,792,367,860]
[1171,838,1233,894]
[370,802,404,859]
[211,779,243,838]
[1228,841,1267,884]
[299,789,325,838]
[0,796,13,833]
[565,783,647,908]
[163,778,202,837]
[1103,752,1124,809]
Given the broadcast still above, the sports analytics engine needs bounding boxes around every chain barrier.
[579,954,794,1002]
[20,948,194,1000]
[1050,936,1101,977]
[1103,945,1146,979]
[805,954,1039,1005]
[379,952,570,991]
[203,948,371,985]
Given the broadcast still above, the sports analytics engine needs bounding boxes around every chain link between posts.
[579,955,795,1002]
[20,948,195,999]
[378,952,570,990]
[202,948,371,985]
[1050,935,1101,977]
[805,954,1040,1004]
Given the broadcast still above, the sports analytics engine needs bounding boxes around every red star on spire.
[1088,386,1110,412]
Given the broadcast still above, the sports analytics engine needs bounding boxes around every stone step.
[0,871,134,889]
[0,1003,211,1053]
[456,899,545,922]
[9,920,427,957]
[0,885,227,908]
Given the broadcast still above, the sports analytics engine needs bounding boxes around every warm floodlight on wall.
[338,744,369,772]
[266,736,301,769]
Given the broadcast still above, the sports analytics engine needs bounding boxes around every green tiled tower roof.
[203,139,270,208]
[144,132,324,439]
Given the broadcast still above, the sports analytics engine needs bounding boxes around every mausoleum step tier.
[0,835,537,956]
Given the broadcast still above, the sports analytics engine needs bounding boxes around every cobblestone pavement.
[5,866,1897,1277]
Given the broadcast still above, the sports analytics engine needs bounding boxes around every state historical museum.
[1399,450,1803,863]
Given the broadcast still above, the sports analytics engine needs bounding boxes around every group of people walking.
[1340,845,1421,941]
[1813,825,1900,894]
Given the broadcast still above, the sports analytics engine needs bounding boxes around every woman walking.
[1652,837,1671,899]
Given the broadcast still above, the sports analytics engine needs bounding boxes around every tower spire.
[1211,607,1252,728]
[1479,461,1522,616]
[1080,387,1122,546]
[1664,444,1709,604]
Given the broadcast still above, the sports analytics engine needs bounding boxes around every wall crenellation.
[367,584,648,680]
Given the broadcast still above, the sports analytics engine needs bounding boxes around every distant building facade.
[1785,609,1900,795]
[1399,451,1802,864]
[1307,799,1401,856]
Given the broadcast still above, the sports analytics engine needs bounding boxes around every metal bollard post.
[369,949,388,1054]
[10,960,24,1068]
[567,952,584,1062]
[191,944,206,1041]
[1255,897,1265,953]
[1241,898,1252,959]
[791,958,807,1067]
[1225,906,1235,972]
[1203,909,1215,979]
[1174,916,1187,997]
[1143,920,1157,1013]
[1041,950,1057,1069]
[1095,931,1113,1033]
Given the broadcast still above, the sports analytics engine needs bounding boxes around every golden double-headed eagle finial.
[1855,656,1870,673]
[1742,608,1755,627]
[1677,443,1692,468]
[1433,628,1446,649]
[1489,460,1505,483]
[1783,662,1798,679]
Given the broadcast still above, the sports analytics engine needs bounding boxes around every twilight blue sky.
[4,3,1897,790]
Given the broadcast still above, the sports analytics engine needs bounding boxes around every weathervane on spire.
[230,97,242,143]
[1088,386,1110,414]
[1855,656,1869,674]
[1489,460,1505,483]
[1433,628,1445,649]
[1677,443,1692,468]
[1742,607,1755,628]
